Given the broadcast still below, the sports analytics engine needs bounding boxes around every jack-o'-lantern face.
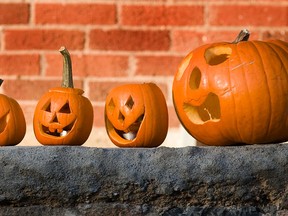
[39,98,76,137]
[106,91,144,141]
[182,63,221,125]
[174,47,229,127]
[0,94,26,146]
[105,83,168,148]
[173,36,288,146]
[33,87,93,145]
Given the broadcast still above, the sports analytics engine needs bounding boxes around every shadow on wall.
[17,125,200,148]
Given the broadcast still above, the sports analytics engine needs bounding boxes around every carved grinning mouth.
[115,114,144,140]
[41,120,75,137]
[183,93,221,124]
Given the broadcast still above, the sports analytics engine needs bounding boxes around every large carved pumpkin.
[105,83,168,147]
[173,30,288,146]
[33,47,93,145]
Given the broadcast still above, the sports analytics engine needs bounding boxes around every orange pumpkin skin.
[0,94,26,146]
[33,87,93,146]
[173,39,288,146]
[105,83,168,148]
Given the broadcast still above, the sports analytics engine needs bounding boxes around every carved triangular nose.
[118,111,125,123]
[51,114,59,123]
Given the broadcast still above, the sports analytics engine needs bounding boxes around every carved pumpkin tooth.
[60,130,68,137]
[122,131,136,140]
[49,127,56,133]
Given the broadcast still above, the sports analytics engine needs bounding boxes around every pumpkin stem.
[0,79,3,87]
[59,46,74,88]
[233,29,250,43]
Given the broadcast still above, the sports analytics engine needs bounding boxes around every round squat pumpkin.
[33,47,93,146]
[0,79,26,146]
[173,29,288,146]
[105,83,168,148]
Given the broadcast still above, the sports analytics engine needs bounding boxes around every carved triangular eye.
[107,99,115,113]
[204,46,232,65]
[125,96,134,110]
[59,102,71,114]
[42,100,51,112]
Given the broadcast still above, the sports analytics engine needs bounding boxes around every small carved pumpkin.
[33,47,93,145]
[105,83,168,147]
[173,29,288,146]
[0,79,26,146]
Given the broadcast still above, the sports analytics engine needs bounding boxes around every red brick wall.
[0,1,287,145]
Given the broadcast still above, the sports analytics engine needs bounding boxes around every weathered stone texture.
[0,144,287,215]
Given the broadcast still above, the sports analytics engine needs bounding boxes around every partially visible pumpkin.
[105,83,168,147]
[173,29,288,146]
[0,79,26,146]
[33,47,93,146]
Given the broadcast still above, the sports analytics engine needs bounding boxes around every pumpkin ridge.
[261,41,288,140]
[3,95,26,145]
[141,84,151,147]
[250,41,275,141]
[219,52,239,144]
[232,43,255,143]
[264,42,288,88]
[0,109,8,133]
[268,40,288,54]
[265,41,288,80]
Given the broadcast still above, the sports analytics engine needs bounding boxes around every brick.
[207,0,286,2]
[172,31,207,53]
[2,79,83,100]
[20,103,36,125]
[36,3,116,24]
[172,30,260,53]
[4,29,85,50]
[121,5,204,26]
[89,29,170,51]
[89,81,168,102]
[168,105,181,128]
[45,54,129,77]
[209,5,287,26]
[93,105,105,127]
[135,55,183,76]
[262,31,288,41]
[89,81,126,102]
[0,54,40,75]
[0,3,29,24]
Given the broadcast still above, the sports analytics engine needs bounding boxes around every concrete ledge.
[0,144,288,215]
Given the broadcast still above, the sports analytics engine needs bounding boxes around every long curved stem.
[232,29,250,43]
[59,46,74,88]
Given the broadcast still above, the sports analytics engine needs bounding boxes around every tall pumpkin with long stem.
[33,47,93,146]
[173,29,288,146]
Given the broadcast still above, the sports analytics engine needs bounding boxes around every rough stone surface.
[0,144,288,215]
